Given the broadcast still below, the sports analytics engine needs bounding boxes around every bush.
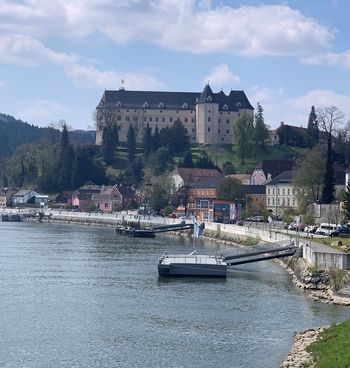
[328,267,349,291]
[307,263,322,276]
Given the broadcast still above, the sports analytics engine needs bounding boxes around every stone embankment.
[280,327,324,368]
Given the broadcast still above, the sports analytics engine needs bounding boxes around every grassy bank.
[306,319,350,367]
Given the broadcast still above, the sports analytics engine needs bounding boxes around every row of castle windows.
[116,100,241,109]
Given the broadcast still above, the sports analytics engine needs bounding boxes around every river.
[0,222,348,368]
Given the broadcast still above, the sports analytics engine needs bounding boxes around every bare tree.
[317,106,345,135]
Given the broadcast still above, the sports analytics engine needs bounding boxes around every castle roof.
[98,87,254,112]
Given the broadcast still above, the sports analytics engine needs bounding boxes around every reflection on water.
[0,222,349,368]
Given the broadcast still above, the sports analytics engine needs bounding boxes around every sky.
[0,0,350,131]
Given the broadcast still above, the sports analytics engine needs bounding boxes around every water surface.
[0,222,348,368]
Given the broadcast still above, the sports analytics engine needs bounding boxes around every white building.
[265,171,299,216]
[96,85,254,145]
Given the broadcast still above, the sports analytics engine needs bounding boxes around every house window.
[226,119,229,124]
[208,117,211,122]
[226,129,229,134]
[208,127,211,132]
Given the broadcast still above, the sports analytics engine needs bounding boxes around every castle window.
[218,119,221,124]
[192,118,195,123]
[208,117,211,122]
[236,102,241,108]
[192,128,195,133]
[207,96,212,102]
[218,129,220,133]
[170,117,173,122]
[176,110,179,113]
[208,127,211,132]
[185,118,188,123]
[125,116,130,121]
[144,117,147,122]
[160,110,163,113]
[221,137,224,141]
[127,110,129,112]
[190,110,193,114]
[182,103,188,109]
[149,117,152,122]
[116,101,122,108]
[143,102,149,108]
[226,119,229,124]
[226,129,229,133]
[208,110,211,113]
[156,117,159,122]
[223,104,228,110]
[158,102,164,108]
[162,117,165,122]
[133,116,138,122]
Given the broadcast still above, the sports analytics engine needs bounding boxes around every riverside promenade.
[2,207,350,270]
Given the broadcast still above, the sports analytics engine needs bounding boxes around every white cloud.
[17,99,72,126]
[301,50,350,69]
[203,63,239,88]
[0,1,334,56]
[0,33,163,89]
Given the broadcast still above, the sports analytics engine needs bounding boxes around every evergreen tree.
[196,152,216,169]
[152,125,161,152]
[232,113,254,164]
[181,150,194,168]
[58,124,74,190]
[102,122,118,164]
[321,134,335,203]
[127,124,136,162]
[307,106,319,148]
[142,123,152,156]
[254,103,269,149]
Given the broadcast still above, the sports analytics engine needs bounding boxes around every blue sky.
[0,0,350,131]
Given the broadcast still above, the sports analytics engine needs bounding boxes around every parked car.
[304,225,317,233]
[315,223,340,236]
[330,226,350,238]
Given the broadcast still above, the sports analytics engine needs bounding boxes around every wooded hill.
[0,114,95,157]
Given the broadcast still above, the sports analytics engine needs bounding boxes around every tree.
[222,161,236,175]
[102,122,118,164]
[195,152,217,169]
[306,106,319,148]
[254,103,269,149]
[142,123,153,156]
[181,150,194,168]
[152,125,161,152]
[127,124,136,162]
[317,106,345,203]
[159,119,190,155]
[217,177,247,204]
[232,113,254,164]
[58,124,75,190]
[152,147,171,176]
[293,145,326,203]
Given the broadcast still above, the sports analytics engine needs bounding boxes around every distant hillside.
[0,114,96,157]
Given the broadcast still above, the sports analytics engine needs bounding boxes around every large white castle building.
[95,84,254,145]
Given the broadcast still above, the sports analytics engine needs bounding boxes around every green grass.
[306,319,350,368]
[200,144,307,173]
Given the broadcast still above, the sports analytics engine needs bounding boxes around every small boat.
[158,250,227,277]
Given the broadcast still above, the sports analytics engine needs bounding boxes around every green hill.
[0,114,95,157]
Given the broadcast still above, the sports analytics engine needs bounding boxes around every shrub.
[328,267,349,291]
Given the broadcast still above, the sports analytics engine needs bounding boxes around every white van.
[315,223,340,236]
